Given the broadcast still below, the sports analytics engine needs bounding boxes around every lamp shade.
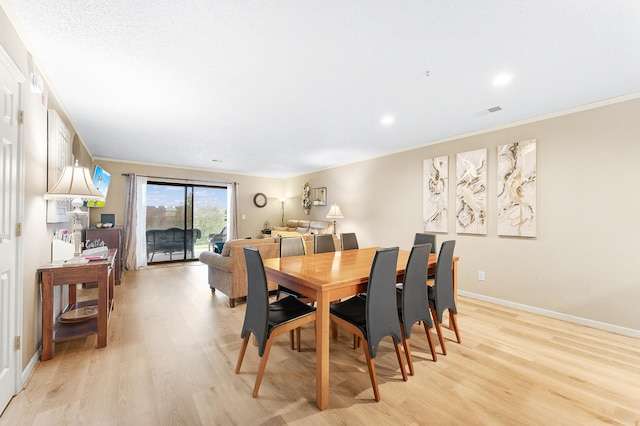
[326,204,344,219]
[44,161,104,202]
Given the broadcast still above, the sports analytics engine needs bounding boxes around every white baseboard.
[458,290,640,338]
[21,348,40,386]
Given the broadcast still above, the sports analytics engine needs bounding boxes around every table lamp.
[326,204,343,235]
[44,161,105,264]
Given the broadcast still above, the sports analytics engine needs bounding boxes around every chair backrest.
[365,247,401,358]
[242,246,270,356]
[432,240,457,321]
[401,243,432,337]
[280,236,306,257]
[314,234,335,254]
[340,233,359,250]
[208,226,227,243]
[414,233,437,253]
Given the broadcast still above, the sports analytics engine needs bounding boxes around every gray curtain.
[123,174,148,270]
[228,182,239,240]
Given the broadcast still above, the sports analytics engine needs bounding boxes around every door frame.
[0,44,25,409]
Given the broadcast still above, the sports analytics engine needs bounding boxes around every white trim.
[0,45,26,83]
[458,290,640,338]
[0,42,26,404]
[22,350,40,384]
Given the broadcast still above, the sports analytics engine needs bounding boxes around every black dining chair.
[428,240,461,355]
[329,247,407,401]
[275,236,307,300]
[235,247,317,398]
[277,236,315,349]
[413,232,437,253]
[314,234,335,254]
[396,243,438,375]
[340,232,359,251]
[414,232,436,279]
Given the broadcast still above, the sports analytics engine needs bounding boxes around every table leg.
[96,266,108,348]
[315,291,330,410]
[109,264,115,310]
[41,272,53,361]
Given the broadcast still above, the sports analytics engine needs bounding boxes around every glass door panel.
[146,182,226,263]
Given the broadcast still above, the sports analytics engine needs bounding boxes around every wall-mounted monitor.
[86,165,111,207]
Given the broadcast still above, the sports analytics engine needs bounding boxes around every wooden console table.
[38,249,116,361]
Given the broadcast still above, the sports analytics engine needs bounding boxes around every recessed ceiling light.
[381,115,395,126]
[492,73,512,86]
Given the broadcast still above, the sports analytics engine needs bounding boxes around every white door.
[0,47,23,413]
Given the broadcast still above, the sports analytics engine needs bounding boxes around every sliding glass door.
[146,182,227,263]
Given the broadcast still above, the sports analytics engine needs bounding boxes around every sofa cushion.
[281,219,333,235]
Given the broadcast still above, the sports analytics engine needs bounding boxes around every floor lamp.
[44,161,105,264]
[326,204,343,235]
[280,198,286,227]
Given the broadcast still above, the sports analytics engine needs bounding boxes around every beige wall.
[88,160,285,239]
[1,4,95,369]
[296,97,640,332]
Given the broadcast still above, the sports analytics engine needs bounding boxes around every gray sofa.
[271,219,334,235]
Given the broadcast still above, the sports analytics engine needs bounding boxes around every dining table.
[262,246,459,411]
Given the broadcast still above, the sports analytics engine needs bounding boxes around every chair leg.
[296,327,302,352]
[289,330,295,350]
[253,336,275,398]
[422,321,438,362]
[362,343,380,402]
[430,305,447,355]
[331,321,338,339]
[235,334,251,374]
[399,323,414,376]
[394,342,408,382]
[450,310,462,344]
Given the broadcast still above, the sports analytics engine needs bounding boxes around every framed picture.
[312,187,327,206]
[46,110,72,223]
[423,156,448,232]
[456,148,487,234]
[497,139,537,237]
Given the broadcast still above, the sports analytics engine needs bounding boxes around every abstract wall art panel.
[497,139,537,237]
[423,156,448,232]
[456,149,487,234]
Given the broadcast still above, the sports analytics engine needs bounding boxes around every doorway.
[145,182,227,263]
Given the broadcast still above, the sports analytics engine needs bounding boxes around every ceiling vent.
[487,106,502,113]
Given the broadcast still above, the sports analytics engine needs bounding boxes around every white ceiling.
[5,1,640,178]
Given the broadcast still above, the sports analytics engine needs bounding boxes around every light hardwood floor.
[1,262,639,425]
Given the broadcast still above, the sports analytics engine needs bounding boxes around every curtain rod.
[122,173,237,186]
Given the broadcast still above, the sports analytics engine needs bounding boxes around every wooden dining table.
[262,246,458,411]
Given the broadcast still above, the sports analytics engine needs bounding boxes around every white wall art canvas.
[456,149,487,234]
[423,156,448,232]
[497,139,537,237]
